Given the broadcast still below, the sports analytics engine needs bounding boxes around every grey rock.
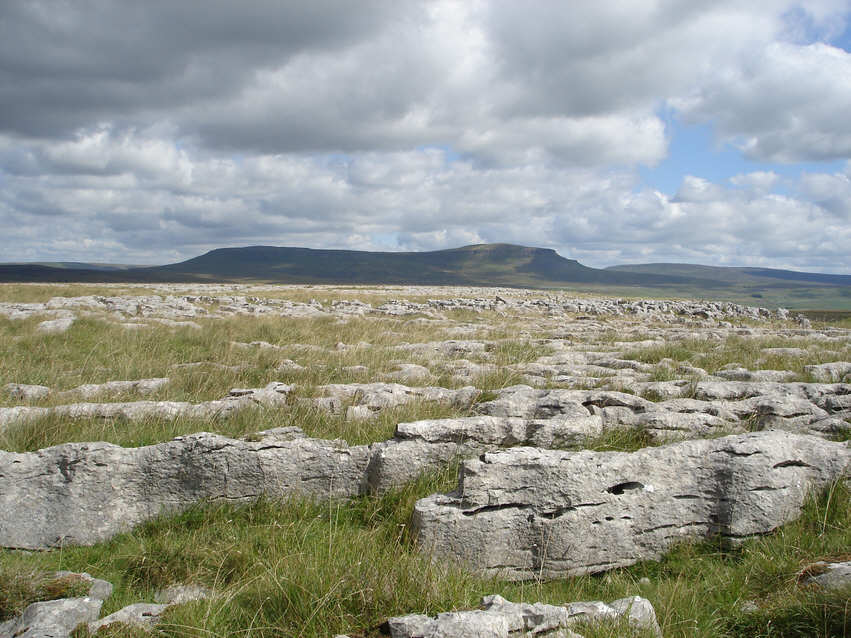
[761,347,808,357]
[0,428,370,549]
[478,385,655,418]
[154,584,214,605]
[87,602,169,633]
[383,363,432,382]
[57,378,169,400]
[366,415,606,493]
[0,597,102,638]
[315,382,478,414]
[477,386,591,419]
[36,316,75,334]
[4,383,51,401]
[384,594,661,638]
[0,382,293,430]
[394,340,489,357]
[53,571,113,601]
[412,431,850,579]
[716,368,797,383]
[443,358,498,381]
[802,561,851,591]
[633,381,693,401]
[634,411,735,440]
[276,358,306,372]
[805,362,851,383]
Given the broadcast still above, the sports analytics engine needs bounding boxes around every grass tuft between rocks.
[2,470,848,637]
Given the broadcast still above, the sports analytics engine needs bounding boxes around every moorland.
[0,281,849,637]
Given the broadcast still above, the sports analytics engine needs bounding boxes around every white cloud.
[1,2,851,272]
[730,171,780,194]
[2,128,850,272]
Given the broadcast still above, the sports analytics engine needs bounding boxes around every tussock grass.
[4,477,845,637]
[0,567,92,621]
[2,284,850,637]
[0,283,160,303]
[622,334,850,382]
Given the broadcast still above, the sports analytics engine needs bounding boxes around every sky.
[1,1,851,273]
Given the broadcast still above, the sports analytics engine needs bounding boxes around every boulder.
[0,597,103,638]
[0,427,370,549]
[0,382,294,430]
[801,561,851,591]
[805,362,851,383]
[36,316,75,334]
[412,431,850,579]
[87,603,169,633]
[382,594,661,638]
[365,416,605,493]
[4,383,51,401]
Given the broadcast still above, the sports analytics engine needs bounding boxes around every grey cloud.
[5,129,849,272]
[2,2,851,272]
[673,42,851,162]
[0,1,410,137]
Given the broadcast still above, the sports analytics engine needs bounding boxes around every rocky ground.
[0,283,848,637]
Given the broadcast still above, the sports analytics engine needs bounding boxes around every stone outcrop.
[412,431,850,579]
[369,594,662,638]
[801,561,851,591]
[300,382,479,417]
[0,572,112,638]
[0,382,293,430]
[0,572,212,637]
[366,415,605,493]
[0,427,369,549]
[4,383,51,401]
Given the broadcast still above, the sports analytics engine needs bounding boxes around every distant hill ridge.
[1,245,849,306]
[152,243,685,286]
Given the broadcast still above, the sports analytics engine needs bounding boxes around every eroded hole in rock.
[606,481,645,495]
[773,459,813,469]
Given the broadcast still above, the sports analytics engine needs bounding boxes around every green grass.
[3,477,848,637]
[621,334,850,382]
[2,283,851,637]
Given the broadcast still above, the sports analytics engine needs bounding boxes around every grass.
[0,567,92,621]
[621,334,851,382]
[3,477,848,637]
[2,283,850,637]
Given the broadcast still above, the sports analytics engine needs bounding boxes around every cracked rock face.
[412,431,850,579]
[0,382,293,430]
[379,594,661,638]
[0,428,369,549]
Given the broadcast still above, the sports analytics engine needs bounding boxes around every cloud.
[2,128,850,272]
[672,41,851,162]
[1,2,850,272]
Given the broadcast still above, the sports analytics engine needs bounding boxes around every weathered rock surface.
[302,382,479,417]
[87,603,170,633]
[805,362,851,382]
[0,427,369,549]
[4,383,51,401]
[366,415,605,493]
[0,597,103,638]
[0,571,214,637]
[801,561,851,591]
[412,431,850,579]
[379,594,661,638]
[476,383,850,441]
[0,382,293,429]
[4,379,170,403]
[0,571,112,638]
[57,377,170,400]
[36,316,75,334]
